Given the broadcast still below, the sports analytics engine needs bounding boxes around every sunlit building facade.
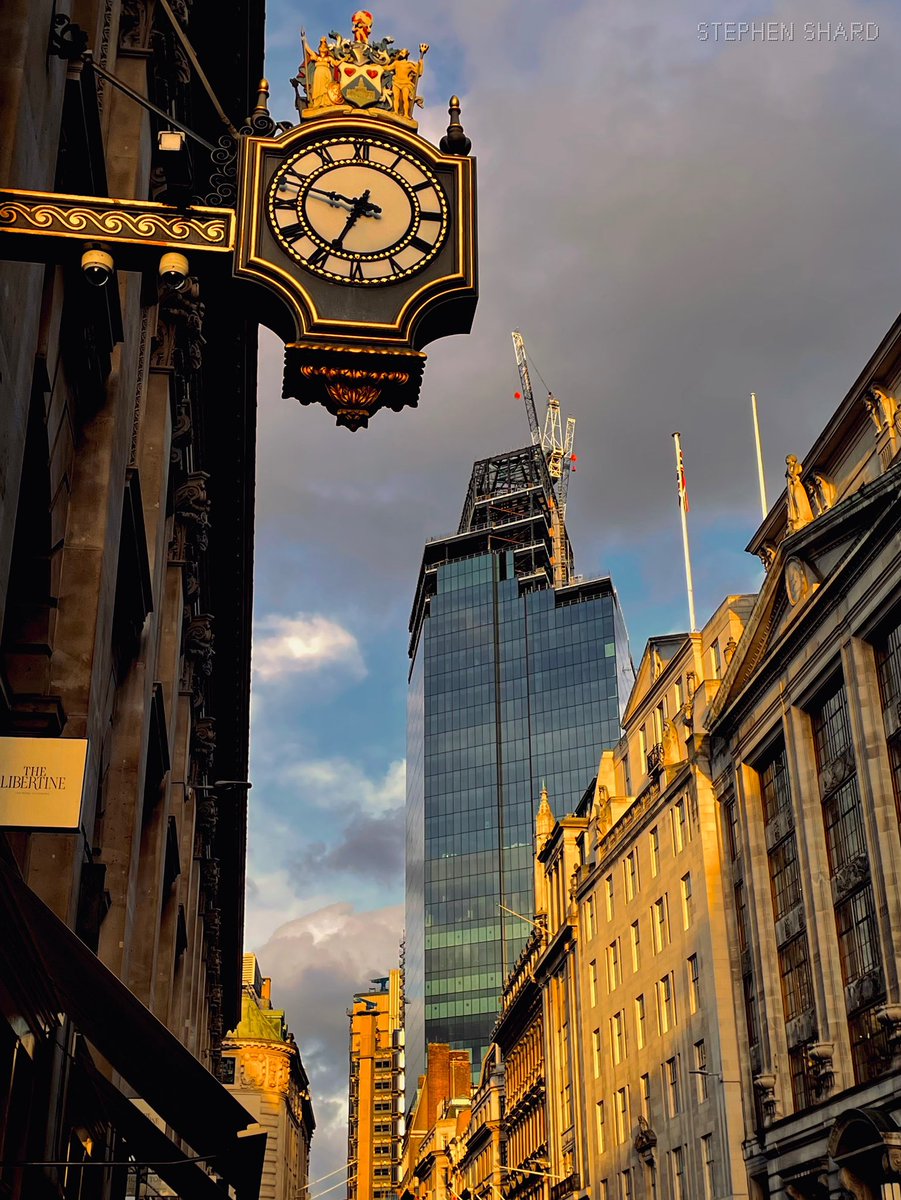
[348,972,405,1200]
[405,445,633,1089]
[707,313,901,1198]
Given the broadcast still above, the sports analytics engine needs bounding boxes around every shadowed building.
[0,1,263,1195]
[348,972,405,1200]
[221,954,315,1200]
[405,444,634,1088]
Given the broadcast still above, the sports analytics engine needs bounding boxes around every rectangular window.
[876,619,901,820]
[605,874,615,920]
[768,835,802,920]
[674,678,684,710]
[710,641,721,679]
[652,896,669,953]
[688,954,700,1013]
[656,974,676,1033]
[600,1182,609,1200]
[836,885,882,986]
[693,1040,708,1101]
[625,849,640,901]
[620,1168,633,1200]
[664,1057,680,1117]
[671,798,688,853]
[788,1045,814,1111]
[670,1146,685,1200]
[639,724,648,763]
[593,1028,602,1077]
[596,1100,605,1153]
[640,1072,651,1120]
[650,826,660,876]
[589,960,598,1006]
[743,973,760,1048]
[760,743,792,824]
[680,873,693,929]
[630,919,641,972]
[724,794,740,862]
[584,894,596,940]
[779,934,814,1020]
[734,880,750,953]
[615,1086,629,1144]
[635,994,647,1049]
[611,1010,627,1065]
[701,1135,715,1200]
[607,939,622,992]
[813,684,867,872]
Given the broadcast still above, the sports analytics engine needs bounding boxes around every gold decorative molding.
[0,189,235,255]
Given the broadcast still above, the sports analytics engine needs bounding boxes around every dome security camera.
[159,251,190,292]
[81,246,114,287]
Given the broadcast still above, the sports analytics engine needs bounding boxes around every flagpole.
[751,392,768,519]
[672,432,697,633]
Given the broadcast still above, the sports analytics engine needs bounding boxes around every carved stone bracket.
[877,1003,901,1069]
[284,344,427,430]
[192,714,216,772]
[753,1072,780,1125]
[807,1041,835,1101]
[184,613,215,675]
[831,853,870,904]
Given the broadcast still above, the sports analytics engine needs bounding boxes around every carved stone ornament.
[196,797,218,840]
[119,0,154,51]
[863,384,898,436]
[757,541,778,572]
[285,347,426,431]
[786,455,814,533]
[753,1072,780,1124]
[876,1003,901,1066]
[632,1114,657,1166]
[184,613,215,670]
[806,1041,835,1100]
[192,714,217,771]
[820,746,855,796]
[785,555,819,608]
[845,968,884,1013]
[805,472,835,517]
[831,852,870,903]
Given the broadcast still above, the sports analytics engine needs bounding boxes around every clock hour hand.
[330,190,382,248]
[306,186,382,219]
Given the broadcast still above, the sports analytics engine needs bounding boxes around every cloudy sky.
[243,0,901,1183]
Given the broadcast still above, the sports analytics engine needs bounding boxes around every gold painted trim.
[0,188,235,251]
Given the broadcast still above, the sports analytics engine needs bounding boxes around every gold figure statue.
[351,9,373,43]
[392,44,429,119]
[304,35,340,108]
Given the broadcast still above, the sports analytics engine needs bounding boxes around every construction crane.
[511,330,577,519]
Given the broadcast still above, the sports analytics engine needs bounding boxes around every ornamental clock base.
[282,343,426,430]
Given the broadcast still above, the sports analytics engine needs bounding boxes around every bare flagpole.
[672,432,697,633]
[751,392,768,519]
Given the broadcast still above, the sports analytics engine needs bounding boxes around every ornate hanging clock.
[234,14,478,429]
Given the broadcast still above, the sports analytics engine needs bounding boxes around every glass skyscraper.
[405,445,634,1089]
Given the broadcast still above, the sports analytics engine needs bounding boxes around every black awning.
[82,1050,228,1200]
[0,855,266,1198]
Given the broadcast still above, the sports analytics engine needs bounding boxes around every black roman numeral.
[349,259,365,282]
[307,245,330,267]
[313,144,334,165]
[274,197,297,210]
[279,222,305,242]
[410,236,432,253]
[412,181,432,193]
[419,210,442,222]
[388,153,404,170]
[284,167,309,185]
[387,255,403,275]
[353,141,370,161]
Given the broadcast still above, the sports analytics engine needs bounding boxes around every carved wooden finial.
[440,96,471,156]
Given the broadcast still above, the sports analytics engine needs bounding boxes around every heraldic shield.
[339,62,384,107]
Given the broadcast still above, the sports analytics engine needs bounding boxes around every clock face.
[267,136,450,287]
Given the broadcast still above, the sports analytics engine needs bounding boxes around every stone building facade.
[573,598,753,1200]
[707,314,901,1198]
[221,954,315,1200]
[398,1043,472,1200]
[0,1,264,1196]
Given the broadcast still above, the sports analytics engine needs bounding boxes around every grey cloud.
[290,807,405,893]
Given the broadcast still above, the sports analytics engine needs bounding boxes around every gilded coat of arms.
[292,10,429,121]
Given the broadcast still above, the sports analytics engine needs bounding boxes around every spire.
[536,783,555,840]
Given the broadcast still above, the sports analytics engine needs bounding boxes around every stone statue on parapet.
[292,12,429,121]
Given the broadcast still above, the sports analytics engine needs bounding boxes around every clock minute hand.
[307,186,357,209]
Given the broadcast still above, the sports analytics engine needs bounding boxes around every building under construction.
[404,340,635,1096]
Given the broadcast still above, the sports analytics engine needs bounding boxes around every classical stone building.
[221,955,315,1200]
[572,598,754,1200]
[0,1,264,1196]
[448,1045,505,1200]
[348,972,406,1200]
[707,316,901,1197]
